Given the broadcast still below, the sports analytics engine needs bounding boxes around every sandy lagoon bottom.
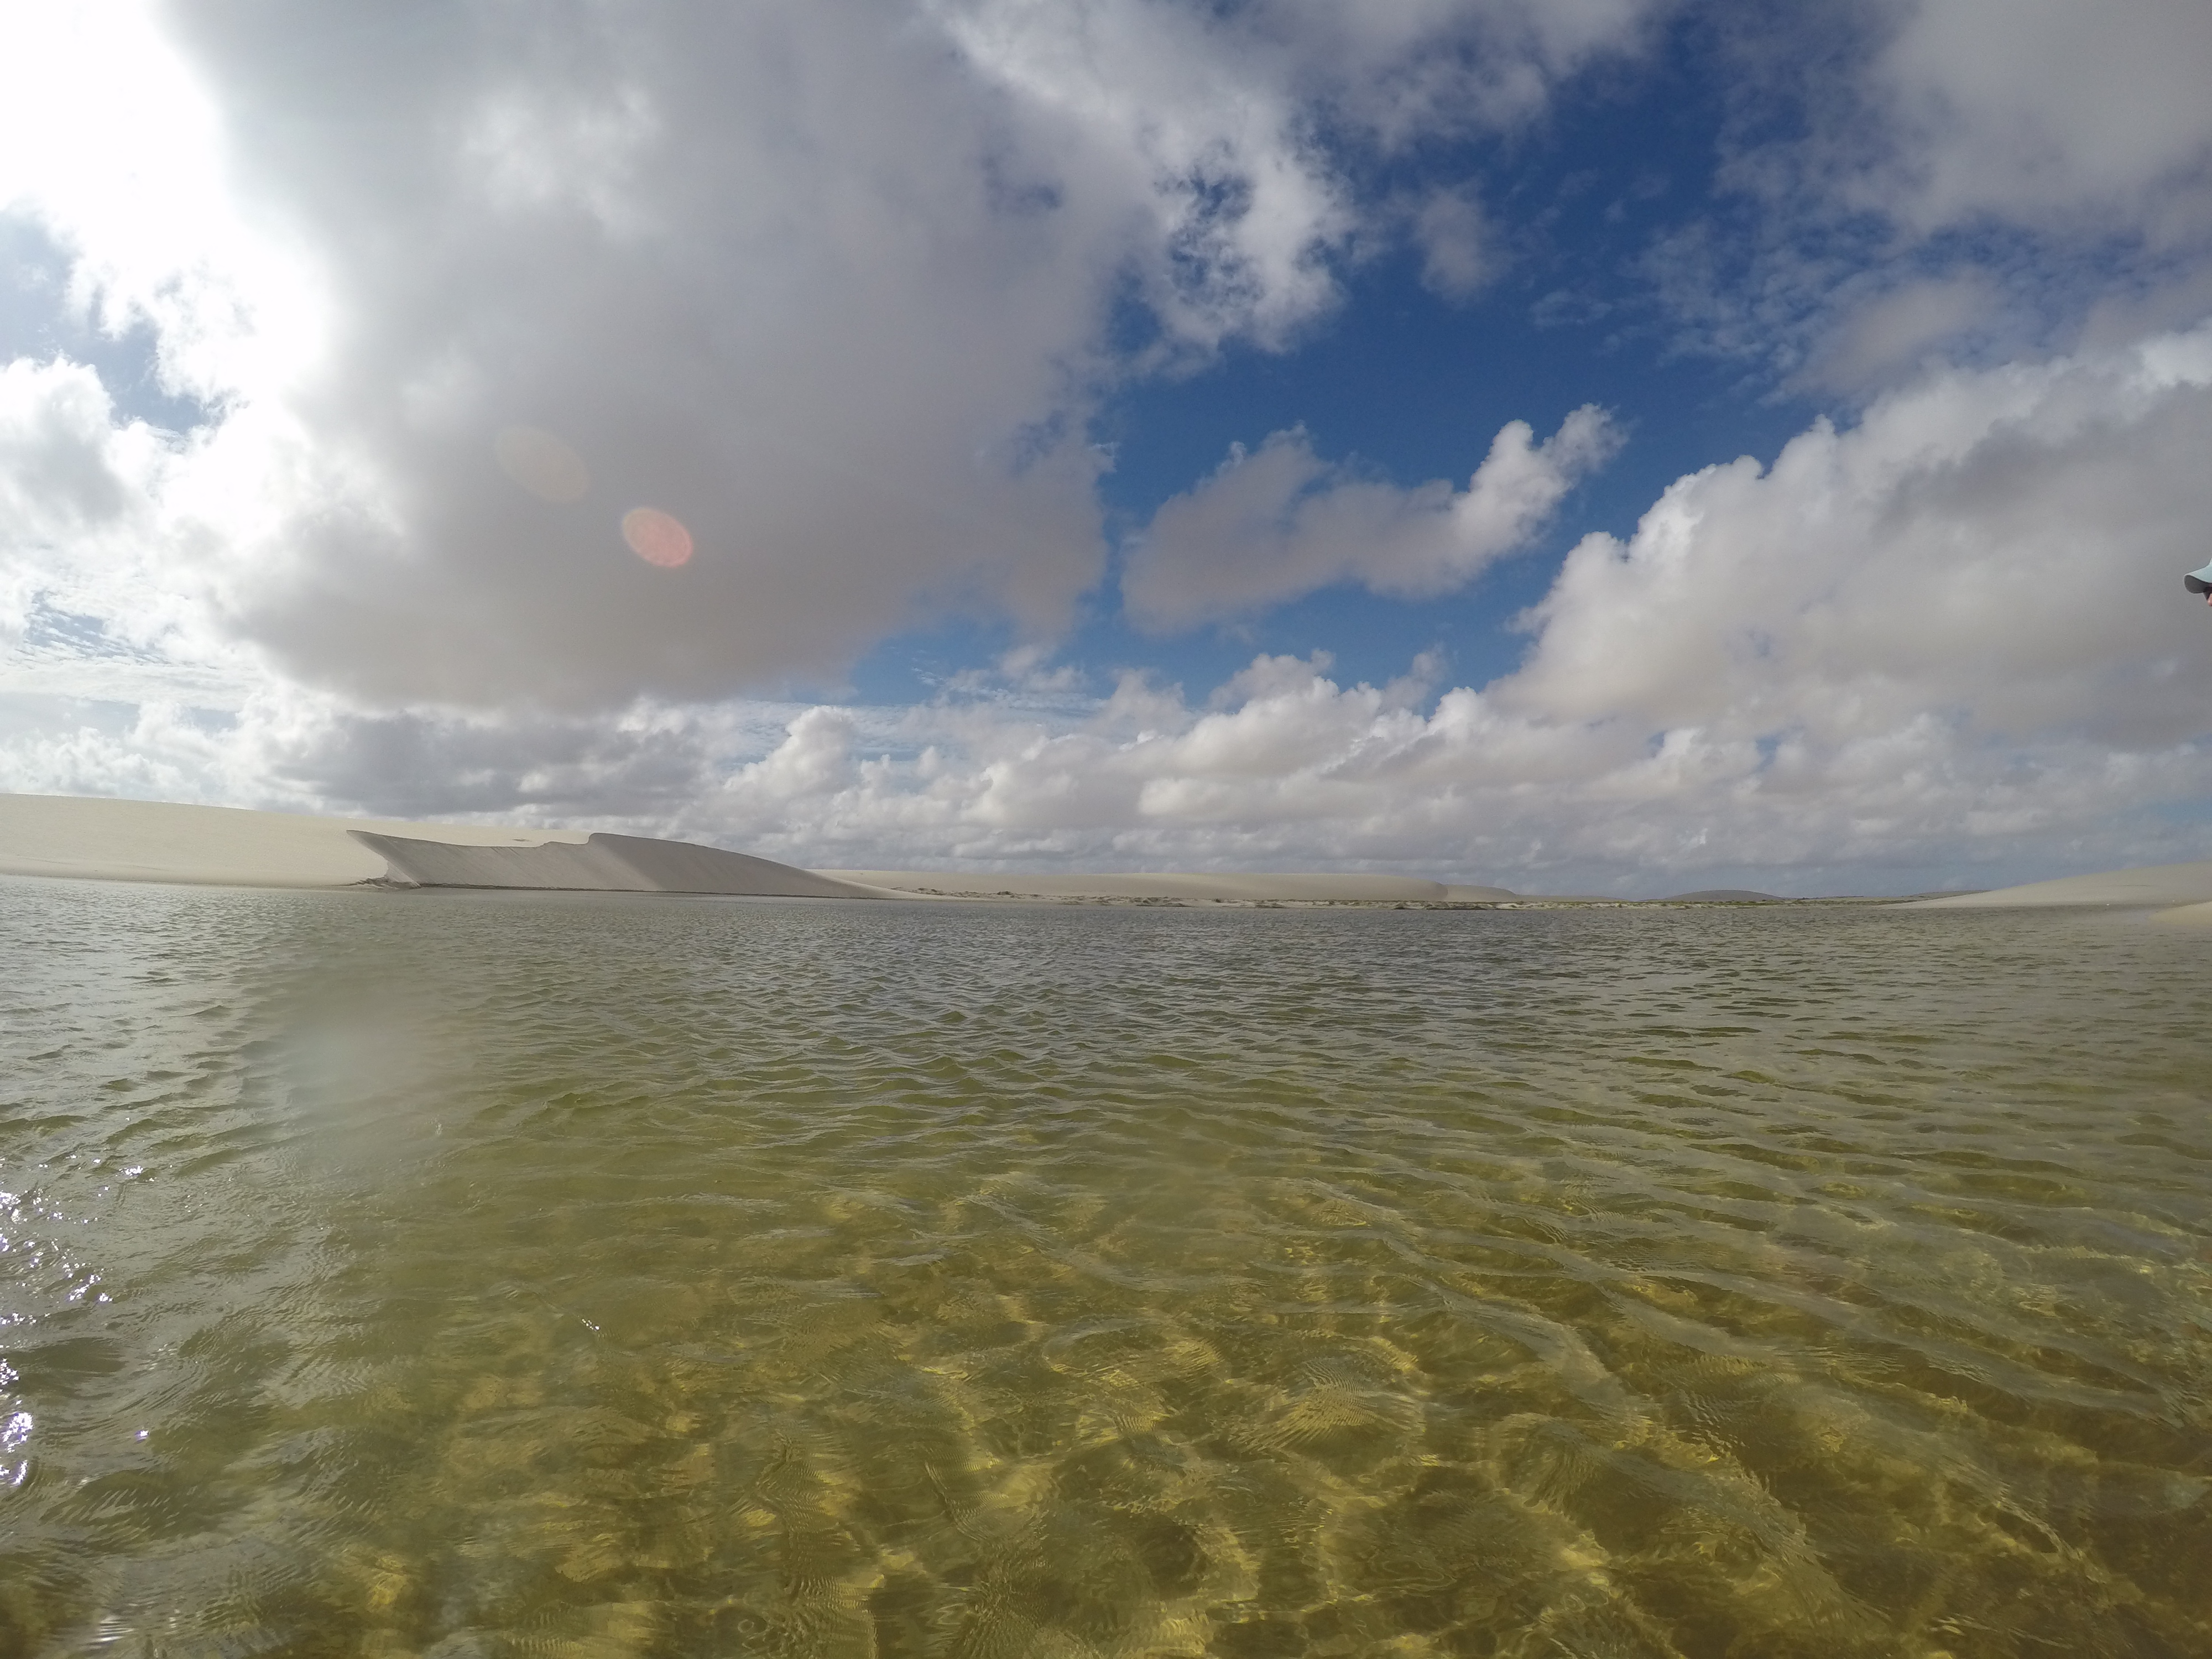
[2,880,2208,1658]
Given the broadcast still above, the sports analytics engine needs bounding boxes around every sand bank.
[2149,898,2212,926]
[1902,859,2212,912]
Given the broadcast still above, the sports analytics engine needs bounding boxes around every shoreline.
[3,792,2208,916]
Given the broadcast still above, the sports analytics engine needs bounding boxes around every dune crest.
[353,831,880,898]
[0,793,880,898]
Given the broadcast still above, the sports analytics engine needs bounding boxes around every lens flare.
[622,507,693,568]
[492,426,589,503]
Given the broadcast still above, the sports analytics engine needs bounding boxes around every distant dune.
[1902,859,2212,912]
[0,795,1514,903]
[12,792,2204,916]
[818,870,1519,904]
[0,794,1530,904]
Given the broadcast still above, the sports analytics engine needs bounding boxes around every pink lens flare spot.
[622,507,693,568]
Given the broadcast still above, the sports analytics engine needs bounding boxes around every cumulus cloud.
[1793,273,2005,394]
[9,324,2210,890]
[0,358,213,674]
[148,0,1130,708]
[1123,406,1618,628]
[0,0,1659,716]
[723,299,2212,885]
[1412,187,1494,300]
[0,358,140,537]
[478,325,2212,883]
[5,3,2210,891]
[1654,1,2212,395]
[1507,324,2212,752]
[1865,0,2212,239]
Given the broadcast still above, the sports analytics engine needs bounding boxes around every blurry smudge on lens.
[493,426,591,504]
[621,506,694,568]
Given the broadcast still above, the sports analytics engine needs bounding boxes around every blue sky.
[853,8,1818,707]
[3,1,2212,893]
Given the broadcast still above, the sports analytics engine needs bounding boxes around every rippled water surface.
[3,880,2209,1658]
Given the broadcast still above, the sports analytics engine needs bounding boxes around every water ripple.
[2,882,2209,1655]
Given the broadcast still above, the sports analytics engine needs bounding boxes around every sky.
[3,0,2211,895]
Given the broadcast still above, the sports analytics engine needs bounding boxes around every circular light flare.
[622,506,694,568]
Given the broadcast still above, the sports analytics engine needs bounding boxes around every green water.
[2,881,2208,1658]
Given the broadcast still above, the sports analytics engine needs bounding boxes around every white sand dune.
[0,794,879,898]
[0,795,1520,902]
[818,870,1519,903]
[0,793,589,888]
[3,794,1504,903]
[1903,859,2212,911]
[355,830,878,899]
[41,790,2195,913]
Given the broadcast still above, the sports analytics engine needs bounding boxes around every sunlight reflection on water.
[1,880,2208,1656]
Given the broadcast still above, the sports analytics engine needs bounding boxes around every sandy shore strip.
[2152,899,2212,926]
[1901,859,2212,912]
[819,870,1520,904]
[13,791,2203,912]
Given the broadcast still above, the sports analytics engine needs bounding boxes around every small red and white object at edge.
[623,507,694,568]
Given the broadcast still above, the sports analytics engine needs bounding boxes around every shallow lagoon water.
[2,879,2208,1657]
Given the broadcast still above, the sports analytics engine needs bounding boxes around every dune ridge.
[0,793,874,898]
[353,831,880,899]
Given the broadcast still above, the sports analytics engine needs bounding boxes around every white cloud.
[0,358,141,538]
[0,1,322,405]
[928,0,1656,348]
[1123,406,1618,628]
[1867,0,2212,239]
[0,358,215,677]
[9,326,2212,890]
[0,0,1659,716]
[1662,1,2212,395]
[1507,323,2212,753]
[1259,0,1657,144]
[5,4,2210,891]
[1413,187,1493,301]
[1794,273,2004,394]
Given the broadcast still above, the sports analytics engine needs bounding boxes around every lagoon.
[3,880,2208,1656]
